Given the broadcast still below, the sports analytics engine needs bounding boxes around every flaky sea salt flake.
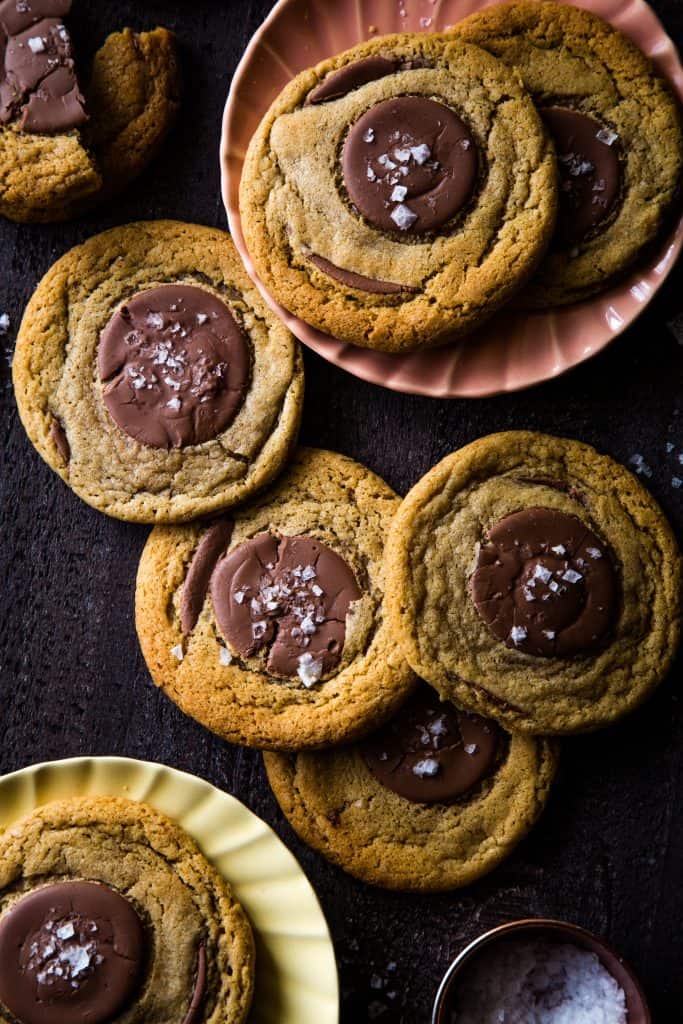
[219,646,233,666]
[391,184,408,202]
[170,644,184,661]
[596,126,618,146]
[412,757,439,777]
[390,203,418,230]
[28,36,45,52]
[410,144,431,164]
[510,625,528,645]
[297,653,323,688]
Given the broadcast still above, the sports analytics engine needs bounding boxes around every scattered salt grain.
[28,36,45,52]
[412,757,439,777]
[420,16,432,27]
[586,547,602,559]
[629,453,653,478]
[170,644,184,661]
[0,313,9,333]
[390,204,418,230]
[551,545,566,556]
[196,313,209,325]
[562,569,583,583]
[673,476,682,489]
[219,646,233,666]
[543,630,556,640]
[510,626,528,645]
[297,653,323,688]
[391,184,408,202]
[410,143,431,164]
[367,166,377,181]
[533,564,552,584]
[596,127,618,146]
[464,743,478,755]
[453,939,627,1024]
[363,128,375,143]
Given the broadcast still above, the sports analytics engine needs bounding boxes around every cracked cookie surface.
[135,448,415,751]
[264,685,557,891]
[384,431,681,734]
[12,221,304,523]
[0,796,254,1024]
[454,1,683,306]
[0,4,181,223]
[239,32,557,353]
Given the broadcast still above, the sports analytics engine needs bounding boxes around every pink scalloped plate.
[222,0,683,397]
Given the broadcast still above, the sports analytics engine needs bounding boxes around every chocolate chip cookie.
[0,796,254,1024]
[385,432,681,734]
[264,683,557,891]
[12,221,304,523]
[0,0,180,223]
[135,448,415,750]
[454,1,683,306]
[239,33,557,353]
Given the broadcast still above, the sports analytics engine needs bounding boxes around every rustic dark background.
[0,1,682,1020]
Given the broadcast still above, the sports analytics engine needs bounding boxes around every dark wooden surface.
[0,1,682,1020]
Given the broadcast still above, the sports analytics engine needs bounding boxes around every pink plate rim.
[221,0,683,398]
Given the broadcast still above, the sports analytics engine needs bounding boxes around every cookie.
[385,431,682,734]
[0,796,254,1024]
[135,448,416,751]
[264,683,557,891]
[239,32,557,353]
[12,221,304,523]
[454,1,683,306]
[0,1,180,223]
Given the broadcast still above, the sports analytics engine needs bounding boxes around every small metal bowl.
[432,918,651,1024]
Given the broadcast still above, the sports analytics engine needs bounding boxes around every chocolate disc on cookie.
[362,686,502,804]
[471,507,618,658]
[264,686,556,891]
[0,882,144,1024]
[135,448,415,750]
[454,1,683,306]
[240,32,557,353]
[13,222,304,522]
[99,284,250,449]
[385,431,681,735]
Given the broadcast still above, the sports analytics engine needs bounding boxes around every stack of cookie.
[239,0,683,352]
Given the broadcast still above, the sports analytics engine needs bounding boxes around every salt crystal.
[391,184,408,202]
[410,144,431,164]
[464,743,478,755]
[311,583,324,597]
[370,974,384,990]
[166,397,181,411]
[378,154,397,170]
[252,621,267,640]
[543,630,556,640]
[460,138,471,150]
[196,313,209,325]
[551,544,566,556]
[420,16,432,27]
[390,204,418,230]
[0,313,9,333]
[300,615,317,636]
[366,166,377,181]
[510,626,527,644]
[234,588,247,605]
[453,939,626,1024]
[596,127,618,146]
[219,646,232,666]
[394,147,411,163]
[586,547,602,559]
[297,653,323,688]
[533,564,552,584]
[673,476,682,489]
[428,716,448,737]
[549,580,560,593]
[147,312,164,329]
[412,757,439,777]
[56,922,75,940]
[363,128,375,143]
[301,565,317,581]
[666,442,675,453]
[562,569,583,583]
[170,644,183,661]
[28,36,45,52]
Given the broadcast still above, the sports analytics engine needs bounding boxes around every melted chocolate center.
[0,0,87,133]
[210,533,361,685]
[0,881,145,1024]
[362,685,502,804]
[343,96,477,234]
[471,507,618,658]
[543,107,620,246]
[98,284,250,449]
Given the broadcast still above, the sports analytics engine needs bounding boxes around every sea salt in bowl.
[432,919,650,1024]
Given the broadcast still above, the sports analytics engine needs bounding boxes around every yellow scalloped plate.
[0,757,339,1024]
